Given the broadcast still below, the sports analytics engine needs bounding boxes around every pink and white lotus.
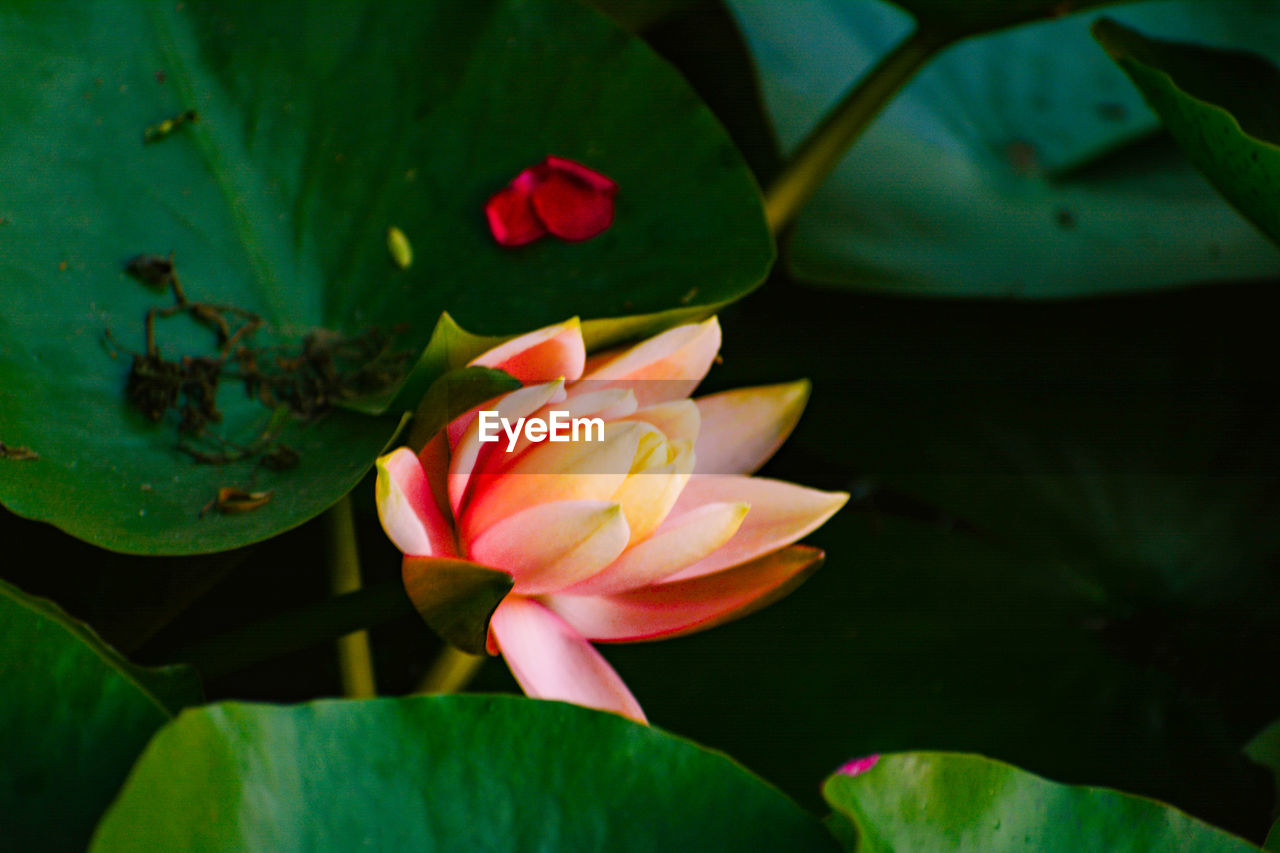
[376,317,847,722]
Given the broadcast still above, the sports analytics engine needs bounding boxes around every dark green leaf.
[90,695,836,851]
[404,366,523,449]
[0,578,201,852]
[401,558,515,654]
[889,0,1126,36]
[1266,820,1279,851]
[1246,719,1280,814]
[1094,18,1280,249]
[824,752,1261,851]
[588,0,700,32]
[338,311,506,416]
[0,0,771,555]
[727,0,1280,295]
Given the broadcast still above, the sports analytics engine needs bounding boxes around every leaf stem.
[168,579,414,681]
[327,495,377,697]
[416,645,486,694]
[764,26,952,234]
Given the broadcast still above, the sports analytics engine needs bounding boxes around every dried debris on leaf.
[111,252,410,484]
[125,253,176,288]
[202,487,273,517]
[0,442,39,461]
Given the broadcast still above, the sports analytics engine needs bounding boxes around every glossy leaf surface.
[0,0,771,554]
[91,695,836,851]
[0,579,200,851]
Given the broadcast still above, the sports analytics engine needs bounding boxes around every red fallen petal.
[545,156,617,197]
[485,184,547,247]
[512,163,551,194]
[530,171,615,242]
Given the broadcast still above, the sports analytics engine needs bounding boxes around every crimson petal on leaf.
[530,170,615,241]
[485,156,617,246]
[485,184,547,247]
[545,155,618,196]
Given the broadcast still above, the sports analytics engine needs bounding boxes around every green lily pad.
[90,695,836,851]
[887,0,1126,36]
[1246,718,1280,814]
[1094,18,1280,249]
[824,752,1261,851]
[0,0,772,555]
[726,0,1280,296]
[1267,820,1279,851]
[0,578,201,852]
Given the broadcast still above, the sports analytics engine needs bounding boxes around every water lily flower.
[376,316,847,722]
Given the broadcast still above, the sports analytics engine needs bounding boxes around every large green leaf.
[823,752,1261,851]
[727,0,1280,296]
[0,578,201,852]
[0,0,772,555]
[1095,18,1280,249]
[90,695,836,851]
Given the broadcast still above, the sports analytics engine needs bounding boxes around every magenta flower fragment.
[376,317,848,722]
[836,755,880,777]
[485,156,618,246]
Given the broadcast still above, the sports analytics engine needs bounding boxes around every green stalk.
[327,495,377,697]
[416,645,487,695]
[764,26,952,234]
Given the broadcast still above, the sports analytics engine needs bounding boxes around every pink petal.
[485,183,547,246]
[490,596,646,722]
[693,380,810,475]
[471,317,586,384]
[448,380,566,517]
[444,319,583,448]
[610,438,694,543]
[662,475,847,581]
[530,171,615,241]
[375,448,456,557]
[545,545,824,642]
[565,500,749,596]
[493,387,637,463]
[417,433,453,530]
[623,399,700,447]
[461,420,651,542]
[468,500,631,595]
[581,318,722,407]
[546,156,618,196]
[446,404,482,450]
